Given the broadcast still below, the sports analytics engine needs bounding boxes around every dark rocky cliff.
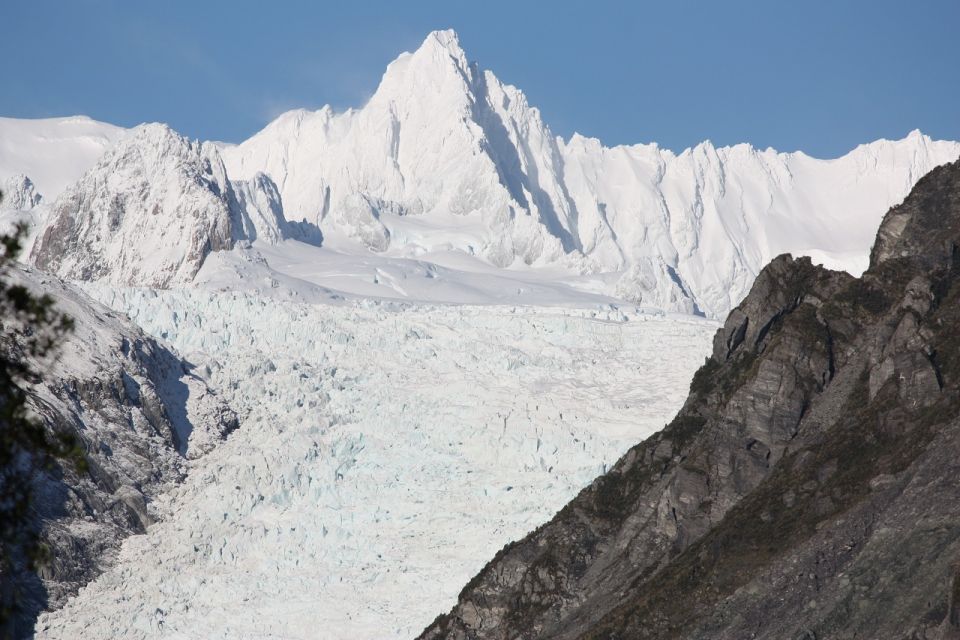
[421,159,960,640]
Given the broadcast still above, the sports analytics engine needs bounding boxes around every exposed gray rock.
[30,124,237,288]
[2,266,237,634]
[421,160,960,639]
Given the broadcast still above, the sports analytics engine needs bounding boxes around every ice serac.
[30,123,241,288]
[420,159,960,639]
[3,266,237,636]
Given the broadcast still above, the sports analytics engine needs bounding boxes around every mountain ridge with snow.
[3,30,959,317]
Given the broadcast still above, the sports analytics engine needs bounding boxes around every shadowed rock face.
[421,159,960,640]
[0,267,237,637]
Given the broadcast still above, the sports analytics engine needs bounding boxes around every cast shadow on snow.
[470,67,582,256]
[285,218,324,248]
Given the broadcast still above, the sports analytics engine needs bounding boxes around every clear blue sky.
[3,0,958,157]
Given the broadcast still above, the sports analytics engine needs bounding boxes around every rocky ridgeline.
[421,160,960,639]
[28,123,308,290]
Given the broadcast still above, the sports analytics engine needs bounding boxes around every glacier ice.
[34,289,715,639]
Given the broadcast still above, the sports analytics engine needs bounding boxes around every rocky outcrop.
[30,124,238,288]
[3,266,237,635]
[0,174,42,211]
[229,172,288,245]
[421,159,960,639]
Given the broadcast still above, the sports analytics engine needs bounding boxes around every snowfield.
[34,289,715,639]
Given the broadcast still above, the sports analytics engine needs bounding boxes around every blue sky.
[3,0,958,157]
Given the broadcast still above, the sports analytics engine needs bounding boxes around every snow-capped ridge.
[30,123,237,287]
[214,29,960,317]
[1,173,42,210]
[4,30,960,316]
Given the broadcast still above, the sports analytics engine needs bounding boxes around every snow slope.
[0,115,123,199]
[35,290,715,639]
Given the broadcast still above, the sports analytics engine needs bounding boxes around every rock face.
[420,159,960,639]
[2,266,237,635]
[30,124,239,288]
[230,172,288,244]
[0,174,42,211]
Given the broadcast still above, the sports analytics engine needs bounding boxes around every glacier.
[34,290,715,639]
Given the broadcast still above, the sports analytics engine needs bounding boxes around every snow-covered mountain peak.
[213,32,960,316]
[365,29,476,120]
[423,28,465,54]
[30,122,237,287]
[115,121,216,164]
[220,28,576,264]
[408,28,469,69]
[4,33,960,317]
[382,30,470,79]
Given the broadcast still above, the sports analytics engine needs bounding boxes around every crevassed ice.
[35,287,715,639]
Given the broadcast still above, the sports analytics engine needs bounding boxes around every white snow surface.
[3,30,959,317]
[221,29,960,318]
[35,288,716,639]
[0,115,123,198]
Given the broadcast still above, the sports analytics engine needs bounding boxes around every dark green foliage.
[688,358,720,397]
[0,192,77,637]
[665,413,707,455]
